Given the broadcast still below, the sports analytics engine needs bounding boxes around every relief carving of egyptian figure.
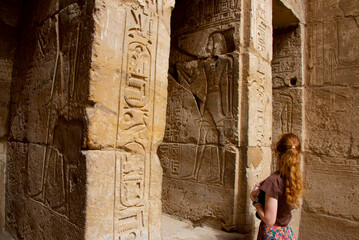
[175,32,234,185]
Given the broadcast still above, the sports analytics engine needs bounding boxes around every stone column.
[239,0,273,236]
[6,0,173,239]
[85,0,174,239]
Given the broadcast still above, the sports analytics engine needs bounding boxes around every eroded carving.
[278,94,293,133]
[117,208,145,240]
[26,4,84,219]
[255,0,270,54]
[120,142,145,207]
[170,32,235,185]
[272,26,301,143]
[115,3,159,238]
[172,0,240,36]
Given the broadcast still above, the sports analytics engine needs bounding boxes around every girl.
[250,133,302,240]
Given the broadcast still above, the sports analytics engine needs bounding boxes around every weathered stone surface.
[272,25,303,152]
[0,142,7,230]
[6,0,92,238]
[276,0,304,23]
[300,212,359,240]
[304,153,359,220]
[247,51,272,147]
[250,0,273,62]
[0,0,22,229]
[160,0,242,230]
[84,150,115,240]
[6,0,359,239]
[86,0,174,239]
[301,0,359,238]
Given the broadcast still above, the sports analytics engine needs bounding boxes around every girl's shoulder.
[264,170,282,183]
[260,171,285,199]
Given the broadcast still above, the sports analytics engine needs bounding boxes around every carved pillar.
[240,0,273,235]
[85,0,174,239]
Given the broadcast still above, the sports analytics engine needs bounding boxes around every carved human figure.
[176,32,233,185]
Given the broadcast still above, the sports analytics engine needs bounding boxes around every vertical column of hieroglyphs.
[300,0,359,238]
[115,0,176,238]
[272,25,302,155]
[115,2,156,238]
[158,0,241,230]
[7,1,93,239]
[245,0,272,233]
[86,0,173,239]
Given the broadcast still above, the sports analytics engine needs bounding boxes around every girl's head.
[276,133,302,207]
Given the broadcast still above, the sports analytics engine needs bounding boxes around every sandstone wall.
[300,0,359,239]
[6,0,174,239]
[6,0,94,239]
[0,0,22,231]
[159,0,273,235]
[159,0,241,230]
[85,0,173,239]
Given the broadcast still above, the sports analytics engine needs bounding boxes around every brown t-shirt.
[258,171,293,226]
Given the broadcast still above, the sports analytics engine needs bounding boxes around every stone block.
[250,0,272,61]
[300,211,359,240]
[162,177,235,230]
[86,105,118,149]
[6,197,84,240]
[305,88,352,157]
[89,0,125,113]
[304,153,359,220]
[27,143,45,197]
[6,142,27,197]
[84,150,115,240]
[248,52,272,147]
[273,88,303,141]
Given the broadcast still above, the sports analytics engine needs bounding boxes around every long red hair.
[276,133,302,207]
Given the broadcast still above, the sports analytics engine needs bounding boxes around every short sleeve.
[260,174,281,199]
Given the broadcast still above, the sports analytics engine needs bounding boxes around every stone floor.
[161,214,246,240]
[0,214,246,240]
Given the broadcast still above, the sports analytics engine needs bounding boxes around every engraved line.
[50,14,60,99]
[42,14,60,196]
[71,22,81,98]
[148,12,161,239]
[114,10,127,239]
[113,151,117,240]
[28,198,80,228]
[115,10,127,147]
[34,25,45,57]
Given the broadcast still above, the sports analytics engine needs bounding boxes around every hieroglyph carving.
[116,2,157,239]
[28,4,84,218]
[310,0,359,86]
[169,31,235,185]
[254,0,271,55]
[173,0,241,35]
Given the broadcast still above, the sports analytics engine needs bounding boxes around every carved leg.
[207,146,225,185]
